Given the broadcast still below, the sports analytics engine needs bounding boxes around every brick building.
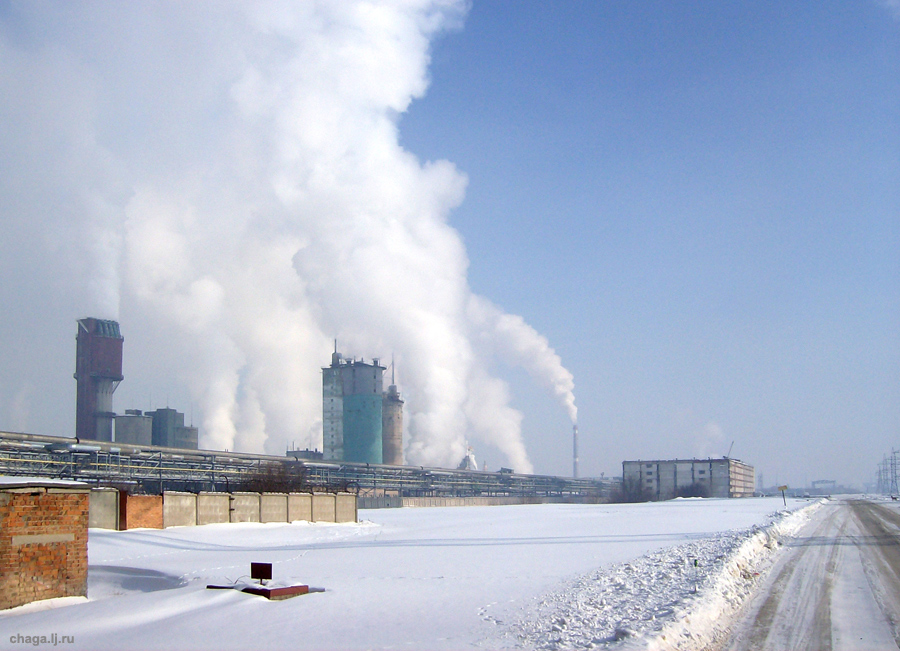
[0,477,90,610]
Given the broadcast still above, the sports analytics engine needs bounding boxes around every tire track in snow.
[848,500,900,647]
[743,506,843,650]
[724,500,900,651]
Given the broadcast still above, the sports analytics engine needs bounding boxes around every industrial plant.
[322,349,403,465]
[74,318,198,450]
[0,316,773,505]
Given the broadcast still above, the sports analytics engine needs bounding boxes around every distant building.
[114,409,153,446]
[146,408,198,450]
[74,318,123,442]
[286,448,324,461]
[622,458,755,500]
[323,349,403,465]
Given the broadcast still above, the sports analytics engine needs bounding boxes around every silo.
[341,359,384,464]
[115,410,152,446]
[74,318,123,442]
[322,351,344,461]
[382,384,403,465]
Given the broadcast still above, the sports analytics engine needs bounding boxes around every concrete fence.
[312,492,336,522]
[88,489,357,529]
[335,493,358,523]
[88,488,119,529]
[260,493,288,523]
[163,491,197,528]
[358,495,548,509]
[197,492,229,525]
[288,493,312,522]
[229,492,260,523]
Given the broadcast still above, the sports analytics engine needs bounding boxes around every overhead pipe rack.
[0,431,614,499]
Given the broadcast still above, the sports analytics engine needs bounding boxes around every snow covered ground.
[723,498,900,651]
[0,498,817,650]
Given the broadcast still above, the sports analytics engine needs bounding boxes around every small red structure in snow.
[207,562,312,600]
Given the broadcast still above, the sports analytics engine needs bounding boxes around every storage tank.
[114,410,152,445]
[342,360,384,464]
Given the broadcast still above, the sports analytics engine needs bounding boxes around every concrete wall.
[357,495,544,509]
[710,462,730,498]
[260,493,288,523]
[335,493,357,522]
[89,488,119,529]
[119,493,162,530]
[197,492,230,525]
[162,492,196,528]
[98,491,359,528]
[229,493,260,523]
[288,493,312,522]
[312,493,336,522]
[658,463,676,500]
[0,486,89,610]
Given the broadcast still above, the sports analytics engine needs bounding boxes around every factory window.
[698,470,706,475]
[646,479,653,484]
[645,464,653,468]
[645,470,653,476]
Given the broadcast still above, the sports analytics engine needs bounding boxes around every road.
[722,499,900,651]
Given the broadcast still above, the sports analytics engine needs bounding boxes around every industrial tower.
[323,348,402,465]
[74,318,123,442]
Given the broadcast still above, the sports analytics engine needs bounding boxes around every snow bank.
[499,500,824,650]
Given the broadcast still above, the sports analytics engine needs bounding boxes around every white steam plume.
[468,296,578,424]
[0,1,576,473]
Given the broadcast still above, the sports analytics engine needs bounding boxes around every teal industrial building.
[323,350,403,465]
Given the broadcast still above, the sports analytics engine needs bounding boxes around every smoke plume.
[0,1,576,473]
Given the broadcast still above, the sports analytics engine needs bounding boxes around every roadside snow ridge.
[495,501,822,650]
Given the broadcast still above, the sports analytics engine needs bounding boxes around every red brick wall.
[0,489,89,610]
[119,494,163,530]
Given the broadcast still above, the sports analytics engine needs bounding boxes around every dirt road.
[723,499,900,651]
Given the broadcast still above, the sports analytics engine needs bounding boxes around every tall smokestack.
[573,424,579,479]
[74,318,123,441]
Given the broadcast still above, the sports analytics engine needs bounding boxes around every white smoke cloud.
[467,295,578,425]
[0,1,575,472]
[692,421,726,459]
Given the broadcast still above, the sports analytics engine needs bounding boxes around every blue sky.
[0,1,896,488]
[399,1,899,485]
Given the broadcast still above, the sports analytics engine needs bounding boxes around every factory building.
[623,458,755,500]
[113,408,197,449]
[74,317,199,450]
[74,318,124,442]
[114,409,153,445]
[323,350,403,465]
[147,407,198,449]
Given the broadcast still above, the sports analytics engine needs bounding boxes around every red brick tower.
[74,318,123,441]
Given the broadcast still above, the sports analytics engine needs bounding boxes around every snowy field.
[0,498,818,650]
